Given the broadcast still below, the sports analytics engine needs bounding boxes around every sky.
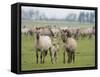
[22,6,95,19]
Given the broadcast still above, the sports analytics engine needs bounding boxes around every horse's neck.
[36,33,40,44]
[63,37,70,44]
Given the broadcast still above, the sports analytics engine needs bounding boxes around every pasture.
[21,21,95,71]
[22,20,95,28]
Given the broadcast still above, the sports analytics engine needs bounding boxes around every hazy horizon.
[22,6,95,19]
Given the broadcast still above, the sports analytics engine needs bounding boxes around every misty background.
[21,6,95,23]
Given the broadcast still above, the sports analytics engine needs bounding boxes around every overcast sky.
[22,6,95,19]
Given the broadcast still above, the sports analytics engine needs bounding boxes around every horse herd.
[22,25,95,64]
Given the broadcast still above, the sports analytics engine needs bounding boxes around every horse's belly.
[39,36,52,50]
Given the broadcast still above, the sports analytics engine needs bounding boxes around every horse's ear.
[67,30,72,37]
[48,27,54,37]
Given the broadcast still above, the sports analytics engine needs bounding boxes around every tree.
[85,12,90,22]
[65,13,77,21]
[22,9,34,20]
[78,12,85,23]
[90,12,95,23]
[28,10,34,20]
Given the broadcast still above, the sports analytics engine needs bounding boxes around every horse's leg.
[52,52,55,64]
[67,50,71,63]
[63,51,65,64]
[54,52,57,64]
[36,49,38,64]
[76,34,79,40]
[52,54,54,64]
[72,51,75,63]
[40,51,43,64]
[43,50,47,63]
[70,51,73,63]
[67,52,70,63]
[42,51,45,64]
[49,48,53,64]
[63,46,66,64]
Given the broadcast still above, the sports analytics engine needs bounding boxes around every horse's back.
[66,38,77,51]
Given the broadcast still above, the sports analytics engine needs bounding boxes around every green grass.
[21,33,95,71]
[22,20,94,28]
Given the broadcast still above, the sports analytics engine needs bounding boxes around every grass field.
[22,20,95,28]
[21,32,95,71]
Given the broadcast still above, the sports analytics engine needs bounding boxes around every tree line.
[22,9,95,23]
